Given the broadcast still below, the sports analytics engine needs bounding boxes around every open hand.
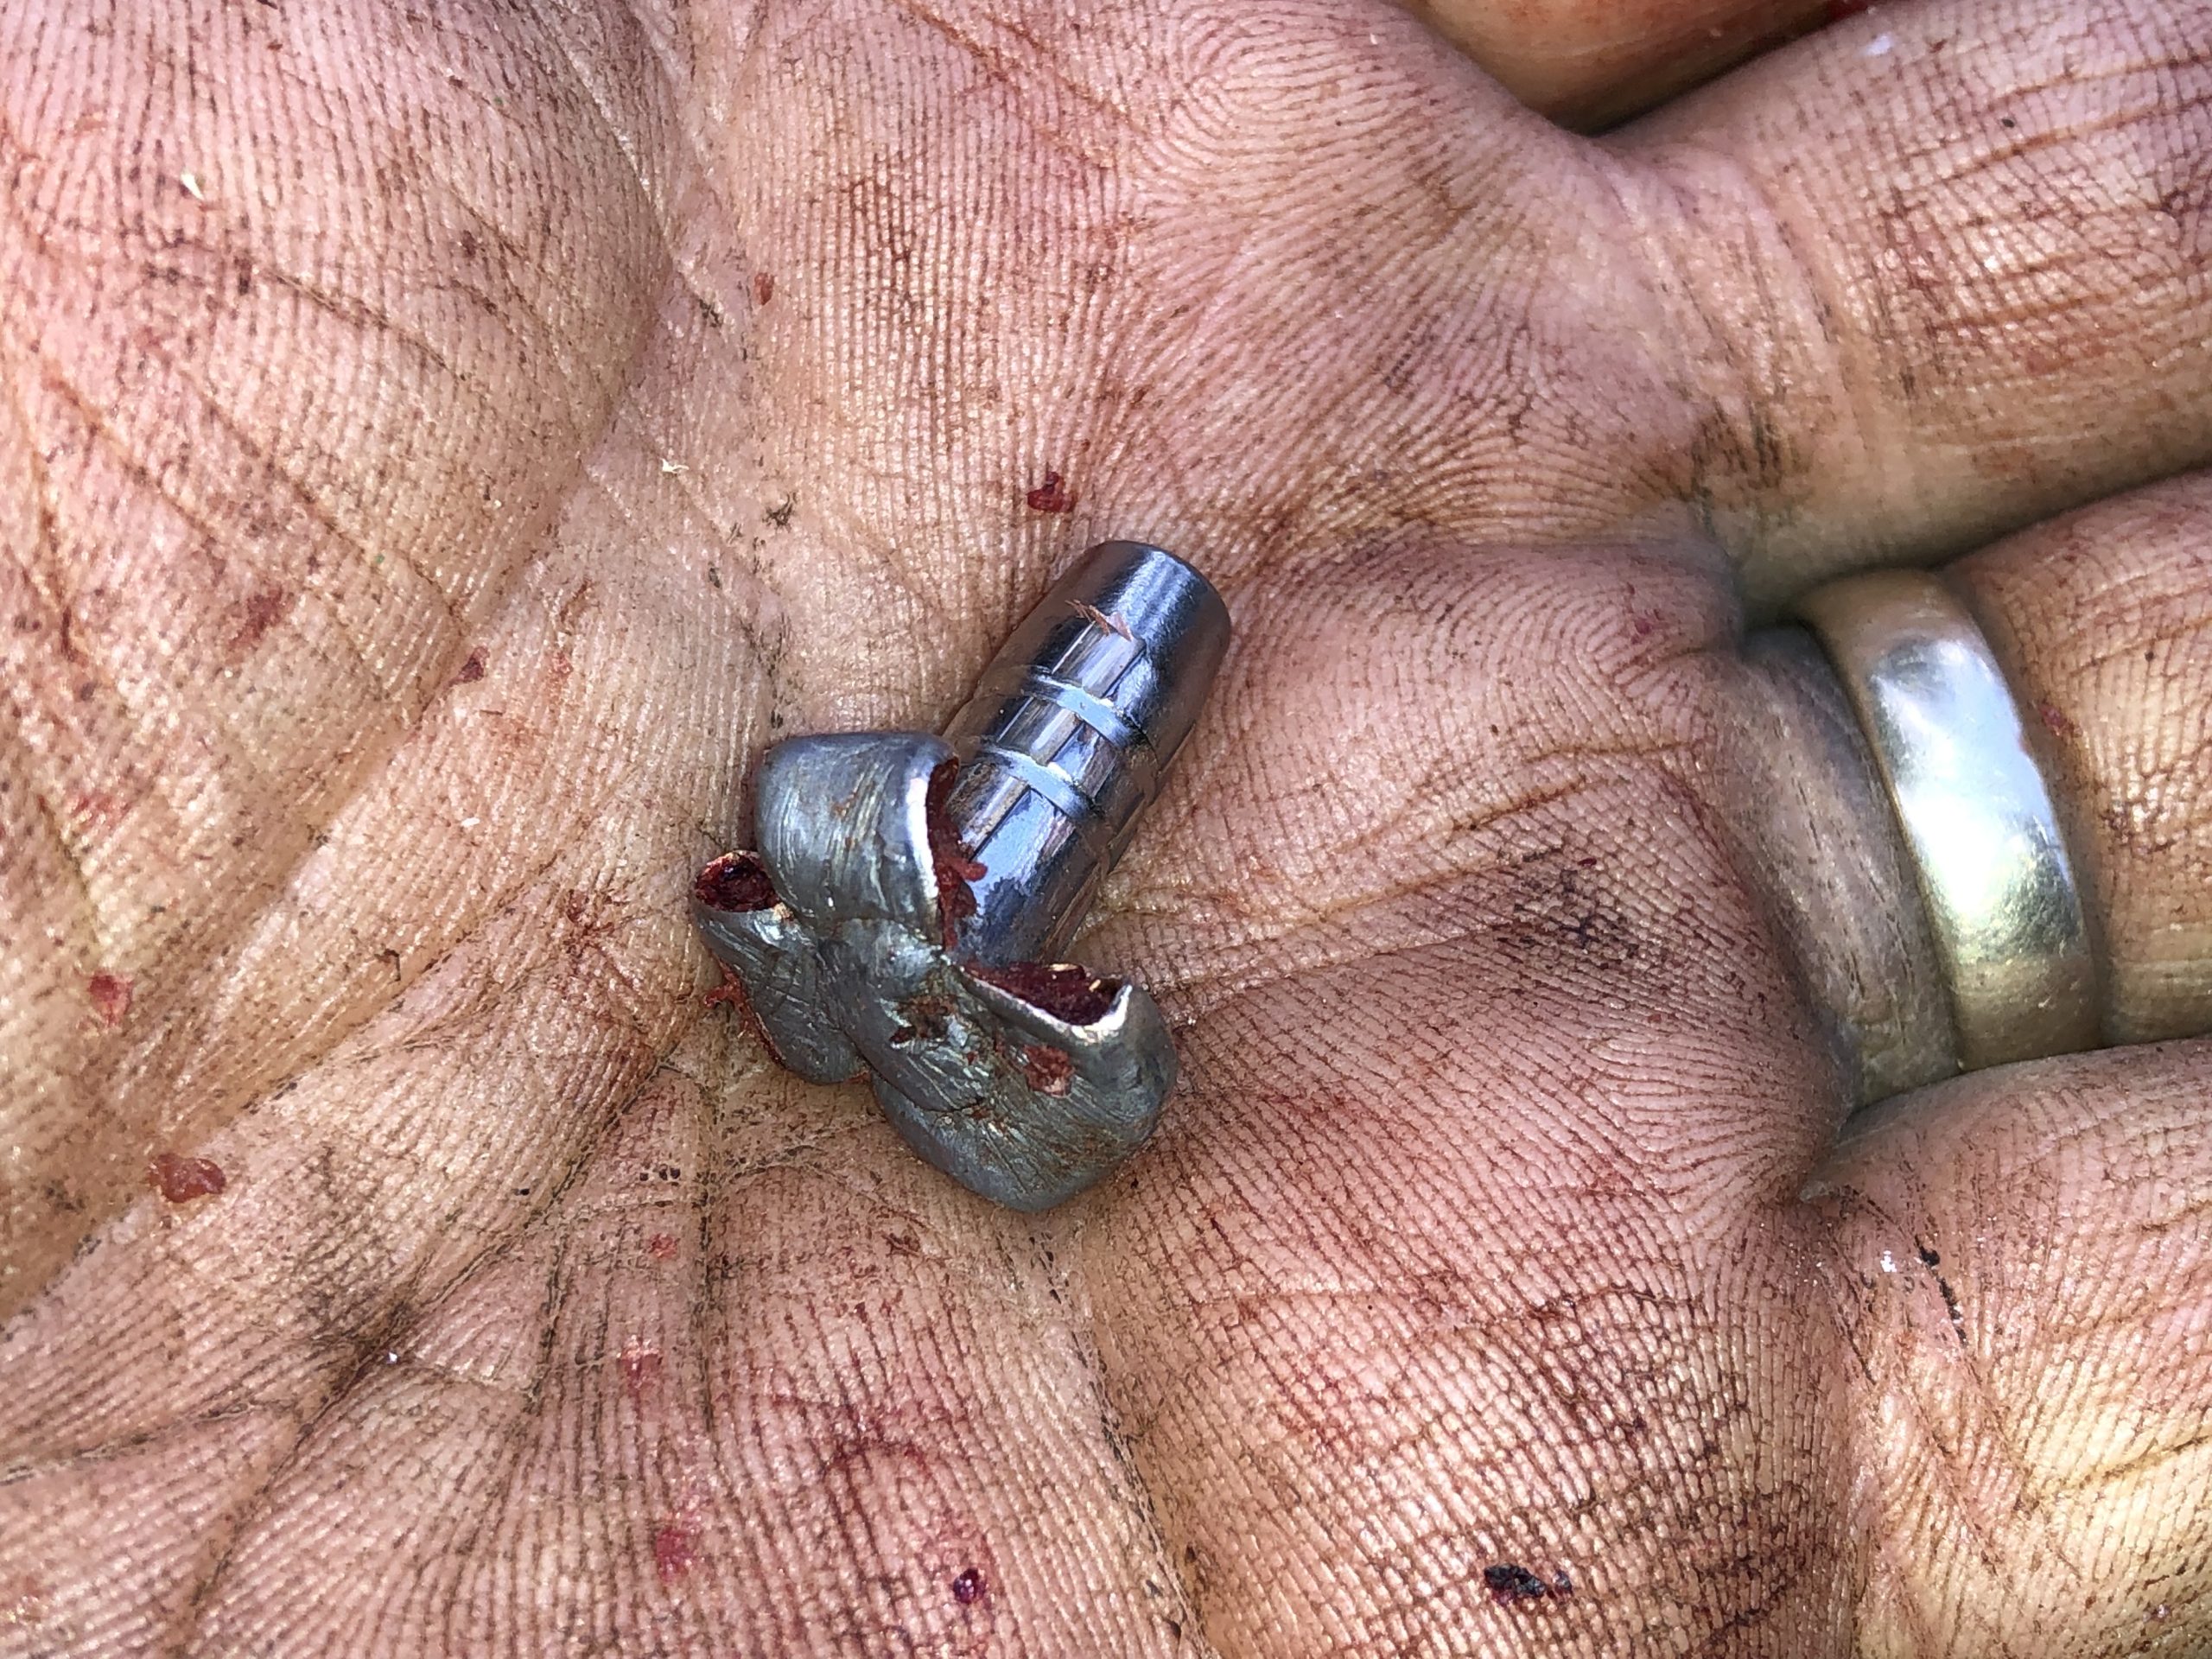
[3,1,2208,1652]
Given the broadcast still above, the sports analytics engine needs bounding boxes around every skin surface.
[2,0,2209,1654]
[1405,0,1832,126]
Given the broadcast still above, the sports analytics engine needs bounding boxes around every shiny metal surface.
[690,542,1230,1211]
[944,542,1231,962]
[1800,570,2099,1071]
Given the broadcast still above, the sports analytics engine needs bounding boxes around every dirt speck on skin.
[1484,1562,1573,1606]
[454,647,486,683]
[87,971,132,1026]
[952,1567,986,1605]
[149,1152,226,1205]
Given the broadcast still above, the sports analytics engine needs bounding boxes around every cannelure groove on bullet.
[942,541,1231,963]
[690,541,1230,1211]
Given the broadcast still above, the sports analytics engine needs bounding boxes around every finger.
[1952,470,2212,1044]
[1702,471,2212,1110]
[1606,0,2212,607]
[1808,1041,2212,1655]
[1405,0,1827,129]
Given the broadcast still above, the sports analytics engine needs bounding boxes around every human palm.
[3,1,2209,1653]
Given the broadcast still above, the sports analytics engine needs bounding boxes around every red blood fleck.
[149,1152,226,1205]
[69,790,127,830]
[618,1343,664,1400]
[2038,701,2075,739]
[925,760,986,947]
[702,963,813,1072]
[647,1232,680,1262]
[1024,470,1074,514]
[87,971,132,1026]
[652,1522,698,1584]
[454,648,486,683]
[951,1567,985,1605]
[752,270,775,306]
[703,964,751,1011]
[966,960,1118,1025]
[228,586,291,657]
[1630,613,1656,640]
[695,850,778,912]
[1018,1043,1074,1096]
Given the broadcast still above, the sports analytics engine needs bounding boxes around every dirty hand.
[3,1,2209,1653]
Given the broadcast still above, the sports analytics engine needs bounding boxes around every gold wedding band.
[1799,571,2100,1071]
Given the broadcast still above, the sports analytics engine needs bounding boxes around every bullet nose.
[940,542,1232,963]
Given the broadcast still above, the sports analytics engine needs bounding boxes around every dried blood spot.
[2038,701,2075,739]
[967,960,1118,1025]
[647,1232,680,1262]
[1018,1044,1074,1096]
[454,648,486,683]
[925,759,985,946]
[703,964,751,1012]
[87,972,132,1026]
[1070,599,1134,639]
[1024,469,1074,513]
[894,993,957,1045]
[618,1343,664,1401]
[228,586,291,657]
[1484,1563,1571,1605]
[652,1522,698,1584]
[703,965,802,1070]
[70,790,127,830]
[149,1152,226,1205]
[951,1567,985,1605]
[753,270,775,305]
[695,850,778,912]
